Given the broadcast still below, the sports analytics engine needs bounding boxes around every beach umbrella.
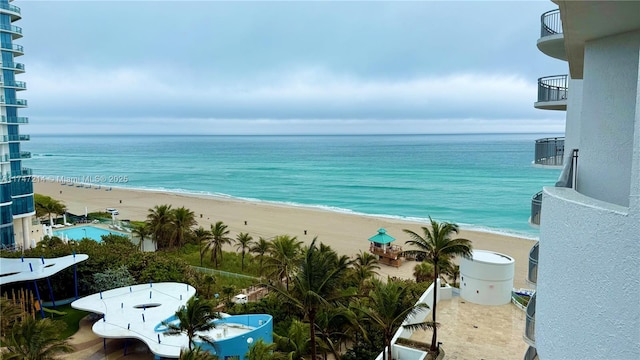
[85,206,88,218]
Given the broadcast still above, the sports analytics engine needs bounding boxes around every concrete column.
[21,217,30,249]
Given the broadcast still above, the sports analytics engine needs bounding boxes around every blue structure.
[0,0,34,250]
[156,314,274,359]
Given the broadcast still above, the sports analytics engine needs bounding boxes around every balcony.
[0,24,22,39]
[523,346,539,360]
[524,292,536,346]
[0,2,21,21]
[537,9,566,60]
[534,137,564,167]
[0,43,23,56]
[530,191,542,227]
[0,154,9,163]
[0,62,25,73]
[0,116,28,124]
[0,80,27,91]
[8,151,31,159]
[527,242,539,287]
[535,75,568,110]
[0,97,27,107]
[6,134,30,142]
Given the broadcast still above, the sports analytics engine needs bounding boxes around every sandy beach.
[34,180,536,288]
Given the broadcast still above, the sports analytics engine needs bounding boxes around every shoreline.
[32,176,540,241]
[34,179,536,288]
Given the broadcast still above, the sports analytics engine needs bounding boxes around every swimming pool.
[53,225,129,242]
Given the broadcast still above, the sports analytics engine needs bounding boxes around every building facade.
[526,1,640,359]
[0,0,34,250]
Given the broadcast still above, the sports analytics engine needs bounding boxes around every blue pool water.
[53,226,129,241]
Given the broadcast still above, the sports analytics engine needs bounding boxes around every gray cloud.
[17,0,567,134]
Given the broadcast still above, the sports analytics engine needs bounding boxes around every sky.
[16,0,568,135]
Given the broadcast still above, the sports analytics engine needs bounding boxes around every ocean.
[25,134,561,238]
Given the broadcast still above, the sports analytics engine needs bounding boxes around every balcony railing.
[538,75,568,103]
[0,154,9,162]
[524,293,536,346]
[0,43,23,53]
[540,9,562,37]
[530,191,542,226]
[0,24,22,35]
[1,81,27,90]
[12,134,29,141]
[0,2,21,14]
[0,116,28,124]
[0,97,28,106]
[534,137,564,166]
[0,62,25,71]
[9,151,31,159]
[528,242,539,286]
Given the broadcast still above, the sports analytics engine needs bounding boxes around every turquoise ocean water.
[25,134,561,238]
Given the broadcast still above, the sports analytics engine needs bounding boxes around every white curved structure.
[460,250,514,305]
[529,2,640,359]
[71,282,273,359]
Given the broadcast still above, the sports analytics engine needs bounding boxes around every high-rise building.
[0,0,34,250]
[525,1,640,359]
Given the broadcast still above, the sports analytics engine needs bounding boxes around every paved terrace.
[411,296,528,359]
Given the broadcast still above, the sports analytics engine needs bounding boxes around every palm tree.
[162,296,219,351]
[147,204,173,250]
[3,317,74,360]
[172,206,197,249]
[264,235,302,290]
[314,307,357,360]
[131,223,151,252]
[34,194,66,226]
[273,319,311,360]
[246,338,279,360]
[404,217,472,354]
[193,227,213,266]
[268,238,353,360]
[250,237,270,273]
[413,262,433,283]
[444,264,460,287]
[352,251,380,290]
[235,232,253,271]
[358,278,435,360]
[179,346,219,360]
[205,221,232,268]
[0,296,22,339]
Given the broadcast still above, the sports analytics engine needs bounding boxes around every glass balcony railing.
[0,24,22,35]
[5,134,30,141]
[18,168,32,176]
[530,191,542,226]
[0,43,23,53]
[528,242,539,286]
[0,116,29,124]
[0,154,9,162]
[0,81,27,90]
[538,75,568,103]
[0,2,21,14]
[9,151,31,159]
[0,97,28,106]
[540,9,562,37]
[524,293,536,346]
[0,62,25,71]
[534,137,564,166]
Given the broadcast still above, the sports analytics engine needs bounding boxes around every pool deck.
[410,296,528,359]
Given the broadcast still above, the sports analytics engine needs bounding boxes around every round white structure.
[460,250,515,305]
